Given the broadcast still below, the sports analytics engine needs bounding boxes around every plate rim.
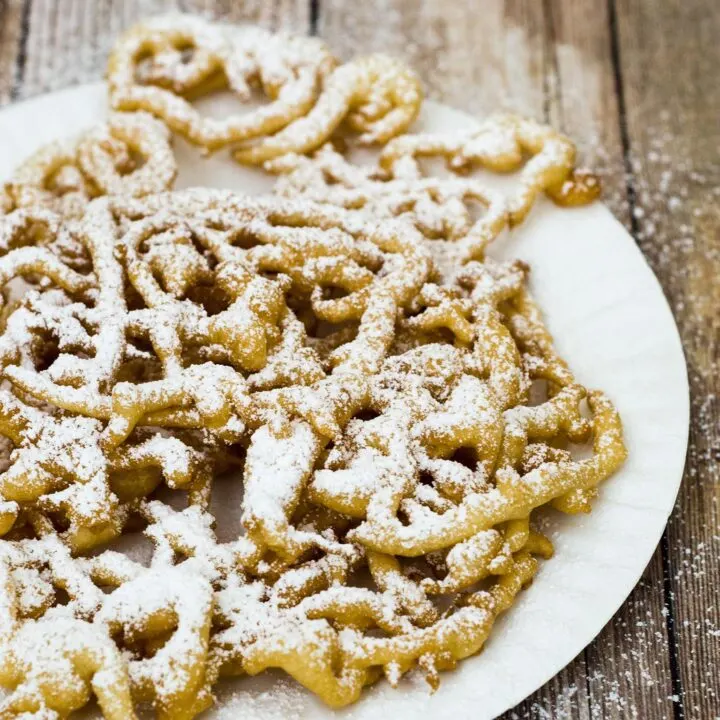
[0,82,691,719]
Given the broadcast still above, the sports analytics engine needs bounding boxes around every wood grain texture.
[615,1,720,718]
[0,0,25,103]
[0,1,716,718]
[319,0,547,118]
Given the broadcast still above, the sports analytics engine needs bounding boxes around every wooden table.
[0,1,717,718]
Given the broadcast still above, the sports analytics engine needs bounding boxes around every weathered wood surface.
[0,0,716,717]
[614,3,720,719]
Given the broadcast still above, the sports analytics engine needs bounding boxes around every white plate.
[0,84,689,720]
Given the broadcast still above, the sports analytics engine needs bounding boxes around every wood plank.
[615,1,720,718]
[545,0,629,224]
[14,0,310,100]
[0,0,25,105]
[318,0,548,118]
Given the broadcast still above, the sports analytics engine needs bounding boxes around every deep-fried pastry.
[108,15,336,155]
[1,112,176,219]
[0,16,621,720]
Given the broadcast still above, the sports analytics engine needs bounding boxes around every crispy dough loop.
[0,615,138,719]
[242,420,327,560]
[233,53,423,164]
[380,114,601,225]
[4,142,89,218]
[76,112,177,198]
[0,207,92,311]
[349,391,627,556]
[108,14,337,153]
[343,551,538,677]
[0,388,211,551]
[2,201,129,418]
[270,142,509,267]
[3,113,176,219]
[0,546,136,719]
[97,567,215,720]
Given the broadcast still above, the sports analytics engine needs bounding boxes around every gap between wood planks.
[9,0,31,100]
[310,0,319,34]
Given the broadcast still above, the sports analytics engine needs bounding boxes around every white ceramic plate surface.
[0,83,690,720]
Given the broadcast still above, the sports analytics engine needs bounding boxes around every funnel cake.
[0,184,624,718]
[0,14,624,720]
